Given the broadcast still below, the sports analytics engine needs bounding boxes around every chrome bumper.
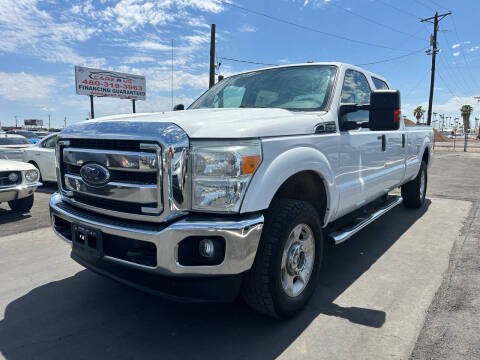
[49,193,264,277]
[0,182,42,202]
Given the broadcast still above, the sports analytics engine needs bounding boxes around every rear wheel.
[8,194,34,213]
[242,199,323,319]
[401,161,427,208]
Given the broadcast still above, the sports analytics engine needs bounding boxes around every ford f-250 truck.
[50,63,433,318]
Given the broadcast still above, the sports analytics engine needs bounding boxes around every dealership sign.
[75,66,146,100]
[24,119,43,126]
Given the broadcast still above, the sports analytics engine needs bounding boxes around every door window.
[340,69,372,124]
[42,135,57,149]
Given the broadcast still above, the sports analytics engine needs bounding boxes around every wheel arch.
[241,146,337,226]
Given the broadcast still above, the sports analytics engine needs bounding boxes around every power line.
[218,56,278,67]
[217,0,415,52]
[437,71,463,105]
[440,27,478,94]
[423,0,449,11]
[412,0,436,12]
[403,68,431,99]
[437,51,472,96]
[377,0,420,19]
[327,1,426,41]
[356,47,427,66]
[450,16,480,93]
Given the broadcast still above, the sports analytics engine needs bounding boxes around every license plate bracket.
[72,223,104,258]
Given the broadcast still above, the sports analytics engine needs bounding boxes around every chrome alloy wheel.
[280,224,315,297]
[419,168,426,200]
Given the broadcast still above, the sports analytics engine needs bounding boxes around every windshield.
[0,137,30,145]
[15,131,37,139]
[189,65,337,111]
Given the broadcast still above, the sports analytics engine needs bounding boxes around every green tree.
[413,106,425,124]
[460,105,473,132]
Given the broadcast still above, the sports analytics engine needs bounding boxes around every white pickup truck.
[50,63,433,318]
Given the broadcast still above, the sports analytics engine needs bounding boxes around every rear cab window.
[372,77,389,90]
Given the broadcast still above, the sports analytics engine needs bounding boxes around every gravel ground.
[411,152,480,359]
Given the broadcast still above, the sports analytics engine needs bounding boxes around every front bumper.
[0,182,42,202]
[49,193,264,277]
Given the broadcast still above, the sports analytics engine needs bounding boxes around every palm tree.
[460,105,473,132]
[413,106,425,124]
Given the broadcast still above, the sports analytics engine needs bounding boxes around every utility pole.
[90,95,95,119]
[64,116,67,129]
[421,11,451,126]
[209,24,216,88]
[48,114,51,130]
[14,115,18,128]
[171,39,174,110]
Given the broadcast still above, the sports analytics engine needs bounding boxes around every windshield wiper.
[238,105,269,108]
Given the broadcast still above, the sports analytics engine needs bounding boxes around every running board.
[328,196,403,245]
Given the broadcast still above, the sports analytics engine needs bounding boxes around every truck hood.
[64,108,326,139]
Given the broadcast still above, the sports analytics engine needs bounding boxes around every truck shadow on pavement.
[0,200,431,360]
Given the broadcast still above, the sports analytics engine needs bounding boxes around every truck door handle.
[377,135,386,151]
[402,134,406,148]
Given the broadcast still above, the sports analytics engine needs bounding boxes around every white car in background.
[22,133,57,182]
[0,159,41,212]
[0,134,32,161]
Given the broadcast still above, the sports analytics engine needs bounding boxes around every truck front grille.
[59,139,163,221]
[68,138,150,152]
[0,171,21,188]
[65,164,157,185]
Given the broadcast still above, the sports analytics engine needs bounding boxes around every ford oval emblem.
[80,163,110,187]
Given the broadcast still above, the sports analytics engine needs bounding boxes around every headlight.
[25,169,39,183]
[191,140,262,212]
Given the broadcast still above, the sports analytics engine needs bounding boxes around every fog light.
[8,172,19,182]
[199,238,215,258]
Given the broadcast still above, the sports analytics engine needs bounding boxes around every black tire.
[242,198,324,319]
[401,161,427,209]
[8,194,34,213]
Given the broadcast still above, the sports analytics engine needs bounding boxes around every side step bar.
[328,196,403,245]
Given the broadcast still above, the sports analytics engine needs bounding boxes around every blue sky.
[0,0,479,128]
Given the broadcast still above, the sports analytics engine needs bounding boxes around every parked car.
[0,159,41,212]
[0,134,32,161]
[33,131,51,139]
[23,133,57,182]
[50,63,434,318]
[7,130,40,144]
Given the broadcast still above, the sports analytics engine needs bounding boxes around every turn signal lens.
[242,155,261,175]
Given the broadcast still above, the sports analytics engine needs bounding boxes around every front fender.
[240,146,337,225]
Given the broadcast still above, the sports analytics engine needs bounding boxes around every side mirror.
[173,104,185,111]
[369,90,401,131]
[339,103,370,131]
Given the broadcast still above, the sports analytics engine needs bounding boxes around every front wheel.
[401,161,427,208]
[8,194,34,213]
[242,199,323,319]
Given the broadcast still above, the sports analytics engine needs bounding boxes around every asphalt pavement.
[0,152,478,359]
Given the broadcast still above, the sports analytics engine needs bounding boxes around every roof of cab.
[225,62,389,86]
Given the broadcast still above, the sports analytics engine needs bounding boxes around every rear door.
[371,76,406,189]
